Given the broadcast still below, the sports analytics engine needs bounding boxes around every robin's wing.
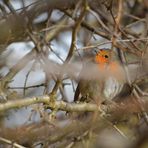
[112,83,132,102]
[74,57,101,102]
[73,60,91,102]
[74,81,81,102]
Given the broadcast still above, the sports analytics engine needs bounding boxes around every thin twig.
[65,1,87,62]
[0,137,26,148]
[79,38,148,50]
[8,83,45,90]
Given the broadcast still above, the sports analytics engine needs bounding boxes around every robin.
[74,48,128,104]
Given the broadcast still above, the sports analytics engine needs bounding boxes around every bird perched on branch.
[74,48,129,105]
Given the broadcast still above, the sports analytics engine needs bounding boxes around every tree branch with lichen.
[0,95,147,115]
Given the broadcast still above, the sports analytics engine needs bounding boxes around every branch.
[0,0,77,44]
[63,10,109,40]
[65,1,87,62]
[0,137,26,148]
[0,96,98,113]
[1,50,36,85]
[0,95,147,115]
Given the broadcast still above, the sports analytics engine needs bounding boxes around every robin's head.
[95,49,111,64]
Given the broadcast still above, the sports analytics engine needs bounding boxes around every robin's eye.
[104,55,108,58]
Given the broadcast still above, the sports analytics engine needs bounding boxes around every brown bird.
[74,48,127,105]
